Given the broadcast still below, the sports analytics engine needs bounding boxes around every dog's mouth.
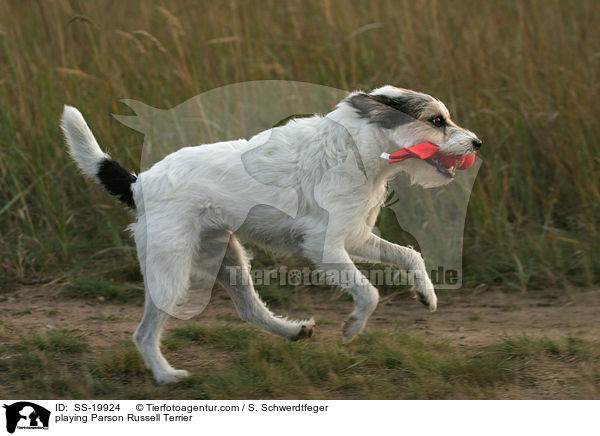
[425,157,456,179]
[426,150,476,179]
[382,142,476,178]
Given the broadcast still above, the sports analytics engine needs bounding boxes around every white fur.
[62,86,480,383]
[61,106,110,182]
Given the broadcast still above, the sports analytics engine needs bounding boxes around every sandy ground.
[1,284,598,350]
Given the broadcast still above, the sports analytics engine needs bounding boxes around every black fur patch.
[97,158,137,208]
[348,92,429,129]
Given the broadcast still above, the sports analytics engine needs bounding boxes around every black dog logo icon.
[3,402,50,433]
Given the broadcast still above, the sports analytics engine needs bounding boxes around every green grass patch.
[13,309,32,316]
[91,341,149,381]
[169,324,254,350]
[1,349,53,381]
[64,278,143,303]
[18,329,89,355]
[164,326,519,399]
[494,336,593,361]
[197,330,516,399]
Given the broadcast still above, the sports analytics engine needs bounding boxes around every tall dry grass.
[0,0,598,288]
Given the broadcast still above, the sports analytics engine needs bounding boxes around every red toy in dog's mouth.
[380,141,476,178]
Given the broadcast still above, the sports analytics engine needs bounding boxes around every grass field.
[0,0,599,399]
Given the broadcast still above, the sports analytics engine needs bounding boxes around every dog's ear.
[347,92,421,129]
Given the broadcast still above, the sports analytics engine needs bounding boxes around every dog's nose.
[472,138,482,150]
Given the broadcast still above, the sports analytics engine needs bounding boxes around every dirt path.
[2,284,598,349]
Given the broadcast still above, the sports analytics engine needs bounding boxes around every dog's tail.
[61,105,137,208]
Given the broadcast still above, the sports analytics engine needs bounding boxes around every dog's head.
[342,85,481,187]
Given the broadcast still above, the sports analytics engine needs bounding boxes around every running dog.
[61,86,481,383]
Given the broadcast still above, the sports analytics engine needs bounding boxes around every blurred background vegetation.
[0,0,598,290]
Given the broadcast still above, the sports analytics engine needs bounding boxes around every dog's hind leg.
[133,292,189,384]
[132,213,194,384]
[216,236,314,341]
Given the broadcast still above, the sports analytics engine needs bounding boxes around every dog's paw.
[290,319,315,342]
[415,292,437,312]
[154,369,190,384]
[341,315,365,344]
[414,283,437,312]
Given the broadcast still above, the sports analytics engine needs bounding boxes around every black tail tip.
[97,158,137,208]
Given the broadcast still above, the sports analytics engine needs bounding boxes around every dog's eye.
[431,116,445,128]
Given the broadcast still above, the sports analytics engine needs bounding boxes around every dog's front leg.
[304,243,379,343]
[348,233,437,311]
